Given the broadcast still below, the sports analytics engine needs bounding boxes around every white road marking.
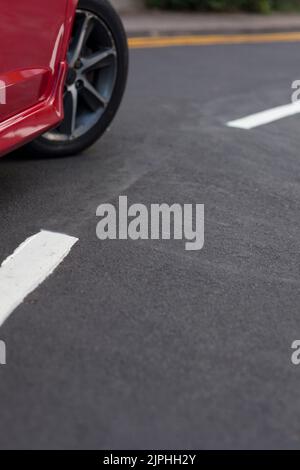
[227,101,300,129]
[0,230,78,327]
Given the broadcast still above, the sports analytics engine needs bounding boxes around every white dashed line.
[0,230,78,327]
[227,101,300,129]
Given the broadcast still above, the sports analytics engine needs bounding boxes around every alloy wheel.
[44,9,118,142]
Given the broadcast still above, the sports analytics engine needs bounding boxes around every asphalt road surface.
[1,40,300,450]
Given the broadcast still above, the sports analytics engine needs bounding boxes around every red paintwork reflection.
[0,0,78,157]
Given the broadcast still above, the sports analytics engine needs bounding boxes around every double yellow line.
[129,31,300,49]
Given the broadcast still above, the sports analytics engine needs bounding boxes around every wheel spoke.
[69,12,94,67]
[82,78,108,110]
[60,86,78,136]
[81,48,116,72]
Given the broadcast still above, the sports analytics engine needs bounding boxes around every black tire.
[29,0,128,157]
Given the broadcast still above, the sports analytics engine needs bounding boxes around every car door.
[0,0,69,123]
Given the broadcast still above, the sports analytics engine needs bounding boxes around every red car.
[0,0,128,157]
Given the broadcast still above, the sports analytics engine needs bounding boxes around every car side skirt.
[0,61,67,157]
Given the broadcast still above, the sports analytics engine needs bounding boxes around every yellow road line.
[128,32,300,49]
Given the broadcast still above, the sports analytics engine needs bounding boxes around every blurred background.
[110,0,300,39]
[112,0,300,13]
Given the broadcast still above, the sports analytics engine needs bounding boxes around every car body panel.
[0,0,78,156]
